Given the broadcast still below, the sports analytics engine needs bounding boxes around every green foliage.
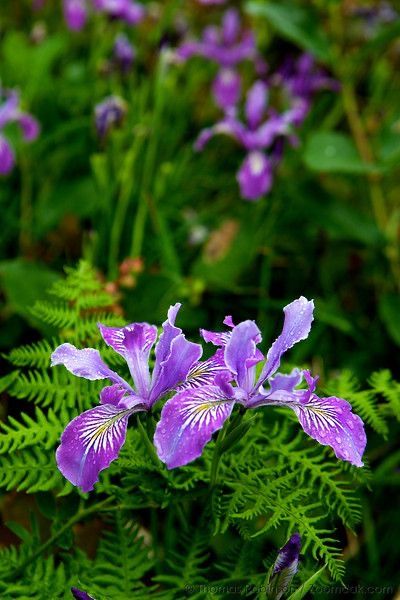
[0,263,398,598]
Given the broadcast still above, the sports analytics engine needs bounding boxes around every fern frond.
[0,407,62,453]
[5,338,55,369]
[0,447,62,492]
[369,370,400,421]
[326,370,388,437]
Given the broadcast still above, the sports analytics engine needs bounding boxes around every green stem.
[7,497,113,579]
[137,414,160,468]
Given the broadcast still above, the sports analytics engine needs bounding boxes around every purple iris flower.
[154,297,367,470]
[270,533,301,600]
[113,33,135,73]
[0,88,40,176]
[195,81,292,200]
[63,0,88,30]
[177,9,260,111]
[93,0,145,25]
[71,588,95,600]
[63,0,145,30]
[94,95,127,139]
[51,304,224,492]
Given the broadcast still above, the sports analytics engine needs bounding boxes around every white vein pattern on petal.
[77,405,132,480]
[179,355,226,390]
[178,392,232,431]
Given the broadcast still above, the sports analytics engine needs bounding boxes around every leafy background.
[0,0,399,598]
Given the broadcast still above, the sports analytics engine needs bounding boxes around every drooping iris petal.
[51,343,127,387]
[98,322,157,400]
[245,81,268,130]
[194,118,247,152]
[56,403,142,492]
[0,135,15,175]
[256,297,314,385]
[224,320,262,391]
[63,0,87,30]
[270,533,301,600]
[291,393,366,467]
[18,113,40,141]
[154,386,234,468]
[237,151,273,201]
[212,68,241,111]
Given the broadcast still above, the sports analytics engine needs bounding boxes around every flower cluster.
[52,298,366,492]
[177,8,265,112]
[195,53,338,201]
[62,0,145,31]
[0,88,40,176]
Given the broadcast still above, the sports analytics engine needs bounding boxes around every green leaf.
[0,259,60,328]
[379,294,400,346]
[286,565,326,600]
[245,1,331,61]
[304,132,379,174]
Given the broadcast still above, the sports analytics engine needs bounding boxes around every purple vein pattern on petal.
[257,297,314,385]
[51,343,124,384]
[56,403,141,492]
[154,385,234,468]
[291,392,366,467]
[98,322,157,399]
[224,320,262,391]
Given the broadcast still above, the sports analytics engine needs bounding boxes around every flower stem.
[137,414,160,468]
[6,497,114,580]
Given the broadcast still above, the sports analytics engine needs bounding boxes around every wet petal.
[51,343,127,388]
[256,297,314,385]
[292,393,366,467]
[0,135,15,175]
[98,322,157,399]
[154,386,234,468]
[245,81,268,129]
[237,151,273,201]
[224,320,262,391]
[56,404,141,492]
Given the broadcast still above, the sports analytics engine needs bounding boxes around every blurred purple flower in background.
[0,88,40,175]
[62,0,145,31]
[155,297,366,469]
[113,33,135,73]
[71,588,95,600]
[177,8,262,111]
[195,54,338,200]
[63,0,88,30]
[94,95,127,139]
